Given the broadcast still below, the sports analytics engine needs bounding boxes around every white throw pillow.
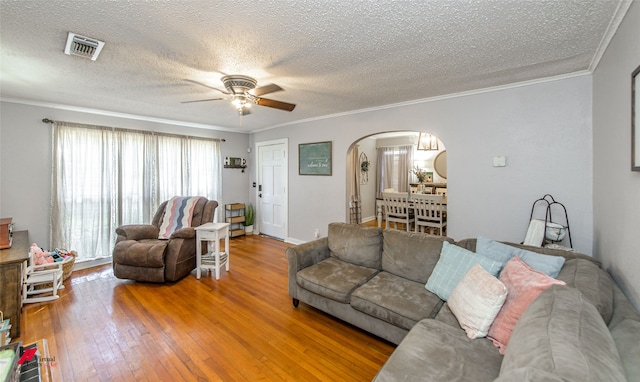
[448,264,508,339]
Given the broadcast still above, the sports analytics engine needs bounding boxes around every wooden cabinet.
[0,230,29,339]
[225,203,246,238]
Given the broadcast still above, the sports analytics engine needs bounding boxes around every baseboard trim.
[73,256,112,271]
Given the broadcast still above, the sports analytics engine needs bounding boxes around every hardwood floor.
[18,234,394,381]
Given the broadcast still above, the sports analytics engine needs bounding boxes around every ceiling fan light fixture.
[231,96,246,108]
[222,75,257,94]
[183,74,296,114]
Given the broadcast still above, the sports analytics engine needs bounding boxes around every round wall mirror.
[434,150,447,179]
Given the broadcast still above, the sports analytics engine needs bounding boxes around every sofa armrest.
[169,227,196,240]
[116,224,159,242]
[285,237,330,300]
[286,237,330,271]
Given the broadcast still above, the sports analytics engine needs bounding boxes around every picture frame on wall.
[299,141,332,175]
[633,64,640,171]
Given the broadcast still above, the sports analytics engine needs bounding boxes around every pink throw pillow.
[487,256,565,355]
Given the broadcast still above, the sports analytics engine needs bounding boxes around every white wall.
[254,75,593,254]
[0,101,251,249]
[593,0,640,310]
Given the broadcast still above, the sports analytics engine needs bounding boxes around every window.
[51,122,222,261]
[376,145,413,197]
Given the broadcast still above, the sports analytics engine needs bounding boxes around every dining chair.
[412,193,447,236]
[382,192,415,231]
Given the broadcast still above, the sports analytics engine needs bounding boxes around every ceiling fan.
[182,75,296,115]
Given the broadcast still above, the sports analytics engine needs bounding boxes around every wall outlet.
[314,229,320,238]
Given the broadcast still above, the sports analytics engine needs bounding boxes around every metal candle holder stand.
[528,194,573,248]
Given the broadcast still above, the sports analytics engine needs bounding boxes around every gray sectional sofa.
[285,222,640,381]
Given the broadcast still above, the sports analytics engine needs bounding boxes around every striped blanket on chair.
[158,196,205,239]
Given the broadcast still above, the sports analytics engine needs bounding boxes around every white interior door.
[256,139,288,239]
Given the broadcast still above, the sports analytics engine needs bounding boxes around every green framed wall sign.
[299,141,332,175]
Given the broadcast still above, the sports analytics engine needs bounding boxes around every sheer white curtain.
[186,137,222,221]
[51,123,118,260]
[51,122,222,261]
[397,144,413,192]
[376,145,413,198]
[376,147,394,199]
[118,130,157,225]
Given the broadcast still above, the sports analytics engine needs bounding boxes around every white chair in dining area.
[412,193,447,236]
[382,192,415,231]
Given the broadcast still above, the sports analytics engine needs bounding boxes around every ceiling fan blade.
[251,83,283,97]
[181,98,225,104]
[256,97,296,111]
[183,79,229,94]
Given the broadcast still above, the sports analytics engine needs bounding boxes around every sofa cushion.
[476,236,565,278]
[500,285,626,382]
[609,283,640,330]
[608,284,640,380]
[494,367,566,381]
[381,230,452,284]
[296,257,378,303]
[448,264,507,339]
[328,222,383,269]
[433,302,461,329]
[611,318,640,381]
[373,319,502,382]
[488,256,565,354]
[351,272,443,330]
[456,238,601,267]
[556,258,614,324]
[426,242,502,301]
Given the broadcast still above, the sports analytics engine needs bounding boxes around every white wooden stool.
[195,222,230,280]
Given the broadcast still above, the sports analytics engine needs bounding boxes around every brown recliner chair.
[113,198,218,282]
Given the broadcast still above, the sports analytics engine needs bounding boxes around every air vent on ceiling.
[64,32,105,61]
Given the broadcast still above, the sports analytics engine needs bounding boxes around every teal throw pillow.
[476,236,565,278]
[426,242,503,301]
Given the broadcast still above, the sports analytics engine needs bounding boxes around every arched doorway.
[346,131,447,228]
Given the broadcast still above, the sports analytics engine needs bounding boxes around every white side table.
[195,222,230,280]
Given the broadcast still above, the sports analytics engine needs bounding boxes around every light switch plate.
[493,156,506,167]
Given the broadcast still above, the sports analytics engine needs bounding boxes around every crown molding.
[588,0,633,72]
[257,70,592,133]
[0,97,247,134]
[4,69,592,135]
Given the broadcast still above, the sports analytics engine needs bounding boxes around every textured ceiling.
[0,0,631,133]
